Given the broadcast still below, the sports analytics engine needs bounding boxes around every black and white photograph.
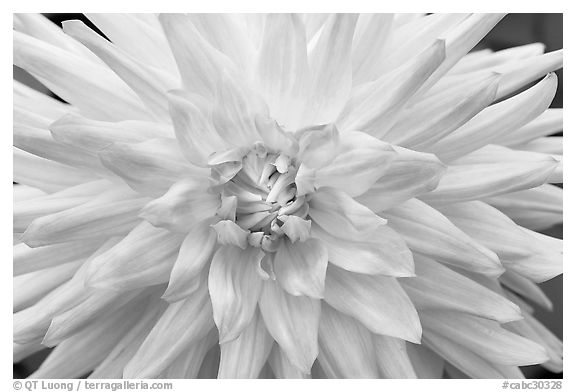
[8,7,569,388]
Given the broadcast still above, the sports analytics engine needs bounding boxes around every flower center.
[209,143,310,252]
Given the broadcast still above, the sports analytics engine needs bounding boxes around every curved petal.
[256,14,309,130]
[437,201,563,282]
[340,39,445,138]
[139,178,219,233]
[304,14,358,125]
[374,335,418,378]
[420,310,549,366]
[314,131,397,197]
[382,198,503,276]
[218,310,273,378]
[428,73,558,161]
[167,91,227,165]
[259,280,320,373]
[14,30,150,121]
[274,238,328,299]
[158,13,234,97]
[99,138,207,197]
[124,288,214,378]
[324,265,421,343]
[86,13,178,74]
[356,147,446,212]
[63,20,176,122]
[21,190,146,248]
[30,300,148,378]
[483,184,563,231]
[318,304,380,378]
[312,223,414,277]
[420,145,559,205]
[401,254,521,322]
[208,245,264,342]
[85,221,183,291]
[309,187,387,240]
[163,220,217,303]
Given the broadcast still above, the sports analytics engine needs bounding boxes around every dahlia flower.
[13,13,563,379]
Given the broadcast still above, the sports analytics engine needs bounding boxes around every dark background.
[13,13,563,379]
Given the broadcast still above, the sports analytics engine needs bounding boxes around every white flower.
[13,13,563,379]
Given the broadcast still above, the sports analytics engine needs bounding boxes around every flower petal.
[13,239,100,276]
[14,13,99,62]
[63,20,177,122]
[386,72,500,149]
[340,39,445,137]
[437,201,562,282]
[211,220,250,249]
[14,30,150,121]
[506,311,563,373]
[423,330,521,378]
[500,271,553,311]
[259,280,320,373]
[268,344,310,379]
[420,146,559,205]
[14,123,105,175]
[420,310,549,366]
[351,14,395,84]
[256,14,309,130]
[514,136,563,156]
[42,287,145,347]
[450,42,545,74]
[159,13,235,98]
[209,245,264,343]
[86,13,178,74]
[318,303,380,378]
[124,288,214,378]
[374,335,418,378]
[401,254,521,322]
[304,14,358,125]
[163,220,217,303]
[139,178,219,233]
[99,138,207,197]
[14,193,89,233]
[50,113,171,153]
[14,148,94,193]
[167,91,227,165]
[483,184,563,231]
[30,299,148,379]
[160,330,218,379]
[14,261,80,312]
[188,14,254,71]
[274,238,328,299]
[428,73,558,161]
[218,310,273,378]
[311,223,414,277]
[13,240,118,344]
[382,198,503,276]
[296,123,340,169]
[314,131,397,197]
[14,79,71,121]
[406,342,445,378]
[308,187,387,240]
[21,190,146,248]
[90,299,167,379]
[211,72,268,147]
[378,13,467,74]
[85,221,182,291]
[324,265,421,343]
[413,14,506,99]
[356,147,446,212]
[496,108,563,146]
